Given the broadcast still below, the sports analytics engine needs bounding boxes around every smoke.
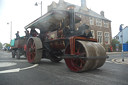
[53,10,68,21]
[37,10,68,32]
[25,9,81,33]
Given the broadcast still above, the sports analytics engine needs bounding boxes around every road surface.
[0,50,128,85]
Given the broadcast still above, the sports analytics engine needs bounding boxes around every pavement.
[111,57,128,64]
[106,51,128,65]
[106,51,128,55]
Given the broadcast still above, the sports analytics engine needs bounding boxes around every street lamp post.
[7,21,12,42]
[35,1,42,16]
[120,24,124,61]
[121,27,124,61]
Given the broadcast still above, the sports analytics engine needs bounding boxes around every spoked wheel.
[64,42,87,72]
[26,37,42,64]
[64,41,107,72]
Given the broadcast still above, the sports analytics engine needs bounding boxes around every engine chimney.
[81,0,86,8]
[67,5,75,33]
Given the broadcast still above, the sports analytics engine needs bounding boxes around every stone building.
[48,0,112,51]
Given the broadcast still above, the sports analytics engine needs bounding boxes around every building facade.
[114,26,128,43]
[48,0,112,51]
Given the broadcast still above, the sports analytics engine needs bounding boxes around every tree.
[6,43,11,47]
[126,41,128,44]
[0,42,2,49]
[111,39,120,51]
[3,43,11,51]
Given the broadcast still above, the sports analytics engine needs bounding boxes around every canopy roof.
[24,10,81,32]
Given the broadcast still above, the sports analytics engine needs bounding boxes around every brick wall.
[75,14,112,51]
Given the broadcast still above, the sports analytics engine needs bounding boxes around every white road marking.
[0,62,17,67]
[106,61,112,63]
[20,64,38,70]
[0,68,20,73]
[0,64,38,74]
[0,60,27,62]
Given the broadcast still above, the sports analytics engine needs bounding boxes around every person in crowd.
[25,30,30,37]
[15,31,20,39]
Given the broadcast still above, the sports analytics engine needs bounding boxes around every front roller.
[64,41,107,72]
[26,37,42,64]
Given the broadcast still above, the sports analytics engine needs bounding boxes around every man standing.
[30,28,38,37]
[25,30,30,38]
[15,31,20,39]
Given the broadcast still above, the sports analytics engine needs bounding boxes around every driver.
[30,28,38,37]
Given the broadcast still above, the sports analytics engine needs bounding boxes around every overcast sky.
[0,0,128,44]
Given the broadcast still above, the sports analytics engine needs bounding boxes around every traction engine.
[25,8,108,72]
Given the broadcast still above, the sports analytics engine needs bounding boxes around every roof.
[24,10,81,32]
[114,26,128,37]
[66,1,111,21]
[25,10,68,31]
[49,1,111,21]
[88,9,110,21]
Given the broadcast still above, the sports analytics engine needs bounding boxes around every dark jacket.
[30,29,38,37]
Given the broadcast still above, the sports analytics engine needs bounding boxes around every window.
[104,32,110,44]
[89,17,94,25]
[97,31,103,44]
[96,19,102,27]
[104,21,109,28]
[91,30,95,38]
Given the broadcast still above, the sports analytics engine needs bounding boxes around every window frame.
[104,32,110,44]
[97,31,103,44]
[91,30,95,38]
[89,17,94,25]
[96,18,102,27]
[103,21,109,28]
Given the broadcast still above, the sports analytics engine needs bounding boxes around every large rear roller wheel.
[64,41,106,72]
[91,43,106,69]
[26,37,42,64]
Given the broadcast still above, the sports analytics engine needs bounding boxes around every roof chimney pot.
[100,11,105,17]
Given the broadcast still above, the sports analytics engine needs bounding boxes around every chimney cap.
[67,5,75,10]
[100,11,104,17]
